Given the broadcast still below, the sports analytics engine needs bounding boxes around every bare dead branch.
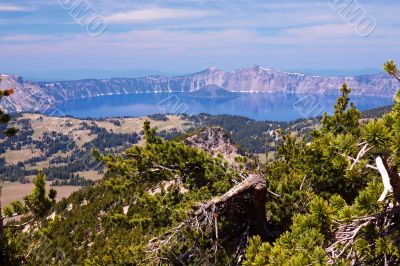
[300,175,307,191]
[350,143,372,170]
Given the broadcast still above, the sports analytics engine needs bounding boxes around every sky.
[0,0,399,77]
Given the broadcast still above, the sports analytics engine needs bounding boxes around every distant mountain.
[190,85,238,98]
[13,69,177,81]
[0,65,397,113]
[286,68,383,77]
[0,74,57,113]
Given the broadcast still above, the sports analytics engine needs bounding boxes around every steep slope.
[1,66,398,113]
[12,125,261,265]
[34,66,400,96]
[0,74,55,112]
[4,67,400,265]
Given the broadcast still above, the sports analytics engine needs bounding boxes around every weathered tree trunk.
[197,173,274,241]
[381,155,400,202]
[148,174,274,265]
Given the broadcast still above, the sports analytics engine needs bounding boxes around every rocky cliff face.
[0,74,56,112]
[0,66,397,113]
[184,127,246,167]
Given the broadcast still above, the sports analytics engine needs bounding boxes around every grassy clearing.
[2,113,194,186]
[1,148,42,165]
[22,113,193,140]
[95,115,193,134]
[76,170,103,181]
[23,151,71,171]
[257,153,267,164]
[71,129,97,147]
[21,114,83,140]
[1,181,81,207]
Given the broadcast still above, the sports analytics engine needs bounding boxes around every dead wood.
[380,155,400,202]
[147,173,274,264]
[326,206,400,265]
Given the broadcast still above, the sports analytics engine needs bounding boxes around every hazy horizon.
[1,0,399,75]
[2,66,385,82]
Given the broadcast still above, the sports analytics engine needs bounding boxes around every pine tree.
[0,77,19,264]
[321,83,361,136]
[0,76,17,137]
[0,76,18,231]
[23,172,57,218]
[0,172,56,265]
[384,60,400,81]
[143,120,161,144]
[2,172,56,221]
[244,61,400,265]
[0,77,18,229]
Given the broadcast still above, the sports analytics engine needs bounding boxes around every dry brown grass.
[71,129,97,147]
[257,153,267,164]
[21,113,193,143]
[1,148,42,165]
[20,114,81,140]
[1,113,194,200]
[77,170,103,181]
[1,181,81,207]
[95,115,193,134]
[23,151,71,171]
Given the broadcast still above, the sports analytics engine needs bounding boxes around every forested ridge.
[1,61,400,265]
[0,104,391,186]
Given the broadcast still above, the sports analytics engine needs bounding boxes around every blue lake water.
[52,92,393,121]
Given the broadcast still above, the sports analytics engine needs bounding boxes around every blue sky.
[1,0,399,76]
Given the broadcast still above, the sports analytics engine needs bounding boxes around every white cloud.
[0,34,70,43]
[105,8,213,23]
[283,24,355,38]
[0,4,29,12]
[1,27,399,71]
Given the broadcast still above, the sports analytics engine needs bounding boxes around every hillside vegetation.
[1,61,400,265]
[0,114,194,184]
[1,107,389,187]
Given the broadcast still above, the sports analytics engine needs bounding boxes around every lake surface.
[52,92,393,121]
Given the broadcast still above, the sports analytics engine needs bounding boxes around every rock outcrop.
[184,127,245,166]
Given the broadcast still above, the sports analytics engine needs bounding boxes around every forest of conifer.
[1,61,400,265]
